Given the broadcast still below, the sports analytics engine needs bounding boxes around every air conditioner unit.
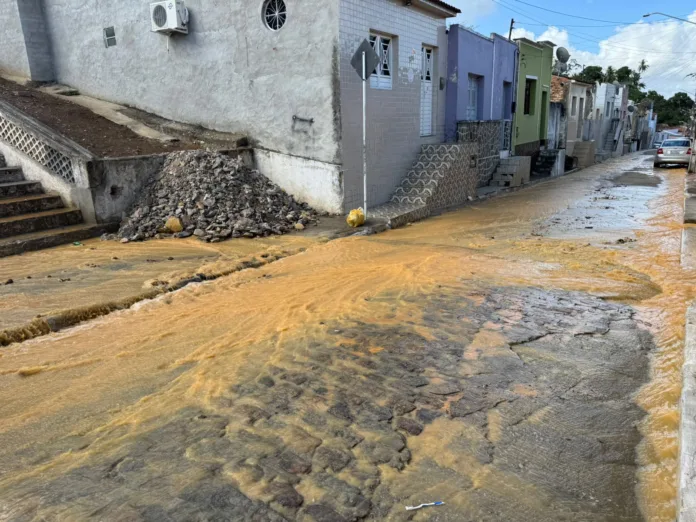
[150,1,189,34]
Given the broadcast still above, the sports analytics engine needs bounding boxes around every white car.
[654,139,692,167]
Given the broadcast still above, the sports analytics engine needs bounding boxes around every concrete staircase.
[489,156,532,188]
[603,120,619,153]
[571,141,596,168]
[532,150,558,177]
[0,154,112,257]
[371,143,476,227]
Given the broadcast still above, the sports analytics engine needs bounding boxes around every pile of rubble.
[114,151,318,243]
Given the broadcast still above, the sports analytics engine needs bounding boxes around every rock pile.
[115,151,318,242]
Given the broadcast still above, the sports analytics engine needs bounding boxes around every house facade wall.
[445,26,517,138]
[0,0,32,78]
[15,0,54,82]
[339,0,450,211]
[596,83,615,149]
[566,81,592,157]
[0,0,344,213]
[513,39,553,155]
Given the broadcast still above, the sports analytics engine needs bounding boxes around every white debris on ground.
[111,151,319,243]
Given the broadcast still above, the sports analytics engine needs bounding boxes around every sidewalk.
[680,305,696,521]
[681,170,696,521]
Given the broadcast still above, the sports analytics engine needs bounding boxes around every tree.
[669,92,694,111]
[572,65,604,84]
[645,91,694,126]
[604,66,617,83]
[616,66,633,84]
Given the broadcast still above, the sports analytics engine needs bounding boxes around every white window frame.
[466,74,480,121]
[369,33,393,90]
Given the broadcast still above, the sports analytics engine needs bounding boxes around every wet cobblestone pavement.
[0,154,691,521]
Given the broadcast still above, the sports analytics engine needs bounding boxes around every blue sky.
[447,0,696,98]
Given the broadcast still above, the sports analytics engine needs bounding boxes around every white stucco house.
[594,82,630,156]
[0,0,459,214]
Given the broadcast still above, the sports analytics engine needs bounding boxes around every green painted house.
[513,39,555,156]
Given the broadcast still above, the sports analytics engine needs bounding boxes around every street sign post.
[351,40,379,219]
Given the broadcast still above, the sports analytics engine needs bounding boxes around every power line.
[492,0,696,55]
[520,19,682,28]
[509,0,691,25]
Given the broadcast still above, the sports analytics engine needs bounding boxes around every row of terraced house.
[0,0,657,226]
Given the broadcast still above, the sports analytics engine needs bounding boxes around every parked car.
[654,139,692,167]
[652,141,662,149]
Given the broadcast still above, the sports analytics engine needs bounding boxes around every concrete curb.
[679,304,696,521]
[0,246,304,348]
[686,173,696,224]
[428,164,593,221]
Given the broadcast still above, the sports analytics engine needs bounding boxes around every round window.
[263,0,287,31]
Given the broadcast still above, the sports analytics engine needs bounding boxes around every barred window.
[369,34,393,90]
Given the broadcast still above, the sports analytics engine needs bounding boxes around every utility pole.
[508,18,515,41]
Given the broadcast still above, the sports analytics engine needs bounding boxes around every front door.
[420,46,434,137]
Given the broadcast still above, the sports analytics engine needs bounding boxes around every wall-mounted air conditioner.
[150,1,189,35]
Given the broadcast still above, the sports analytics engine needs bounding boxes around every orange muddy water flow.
[0,155,691,521]
[0,234,319,331]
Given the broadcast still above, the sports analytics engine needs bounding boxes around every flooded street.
[0,153,692,521]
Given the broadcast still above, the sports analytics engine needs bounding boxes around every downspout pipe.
[510,44,519,155]
[490,39,496,121]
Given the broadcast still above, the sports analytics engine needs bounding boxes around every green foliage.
[615,66,633,84]
[643,90,694,126]
[573,65,604,84]
[561,60,692,126]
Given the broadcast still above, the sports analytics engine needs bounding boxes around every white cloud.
[511,11,696,98]
[448,0,496,27]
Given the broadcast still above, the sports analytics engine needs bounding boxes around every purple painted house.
[445,25,518,138]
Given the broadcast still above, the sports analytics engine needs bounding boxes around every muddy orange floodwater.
[0,156,691,521]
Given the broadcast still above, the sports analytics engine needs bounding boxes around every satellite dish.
[628,105,635,113]
[556,47,570,64]
[558,62,568,73]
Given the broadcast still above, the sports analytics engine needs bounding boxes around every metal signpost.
[350,40,380,218]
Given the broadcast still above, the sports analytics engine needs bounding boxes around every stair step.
[399,178,439,189]
[391,195,428,205]
[422,144,461,155]
[404,169,446,181]
[419,151,458,162]
[0,223,118,258]
[0,194,64,218]
[0,181,43,199]
[393,186,435,198]
[413,160,451,171]
[0,208,83,239]
[0,167,24,184]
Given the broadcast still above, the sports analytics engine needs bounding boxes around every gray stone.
[328,402,353,422]
[265,482,304,508]
[116,151,318,243]
[257,375,275,388]
[302,504,349,522]
[314,447,352,472]
[395,417,423,436]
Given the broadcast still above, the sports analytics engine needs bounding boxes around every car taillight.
[657,148,664,154]
[688,148,692,155]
